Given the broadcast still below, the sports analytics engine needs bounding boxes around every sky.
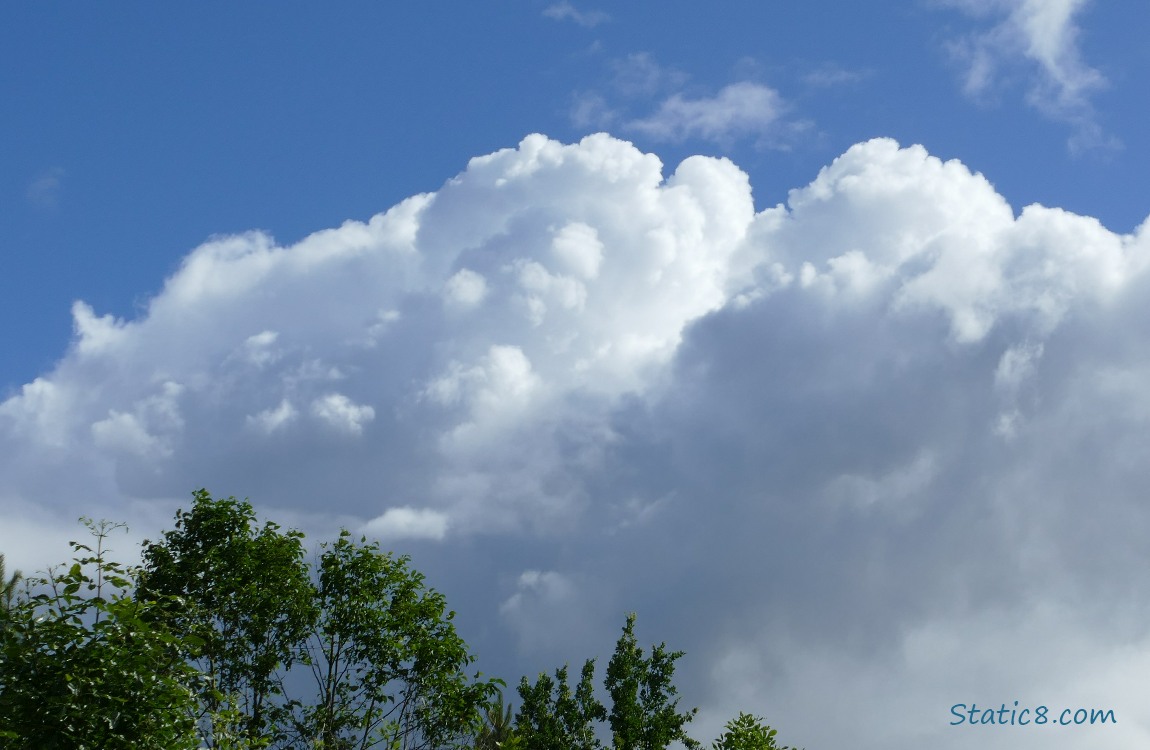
[3,2,1150,748]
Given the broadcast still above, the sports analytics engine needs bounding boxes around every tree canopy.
[0,491,801,750]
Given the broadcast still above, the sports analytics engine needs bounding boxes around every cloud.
[362,506,448,541]
[627,82,803,147]
[26,167,64,209]
[4,134,1150,748]
[311,393,375,435]
[941,0,1114,149]
[801,63,872,88]
[542,1,609,28]
[570,54,689,131]
[0,131,753,543]
[570,55,805,149]
[609,53,688,98]
[246,399,297,434]
[443,268,489,309]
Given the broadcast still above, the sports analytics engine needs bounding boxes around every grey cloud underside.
[3,134,1150,748]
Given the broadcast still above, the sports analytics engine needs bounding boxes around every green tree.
[298,531,498,750]
[711,713,799,750]
[604,614,699,750]
[138,490,318,747]
[0,520,201,749]
[0,553,22,628]
[515,660,606,750]
[474,689,518,750]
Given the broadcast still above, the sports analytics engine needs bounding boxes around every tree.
[474,689,519,750]
[605,614,699,750]
[3,496,504,750]
[711,713,799,750]
[514,660,606,750]
[138,490,318,747]
[0,553,22,628]
[0,520,202,749]
[298,531,498,750]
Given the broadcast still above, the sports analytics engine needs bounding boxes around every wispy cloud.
[26,167,65,209]
[568,53,808,149]
[627,81,804,147]
[801,62,872,88]
[609,52,688,97]
[542,1,609,28]
[942,0,1115,151]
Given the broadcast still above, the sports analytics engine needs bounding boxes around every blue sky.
[6,1,1148,390]
[4,3,1150,748]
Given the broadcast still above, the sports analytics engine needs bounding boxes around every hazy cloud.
[801,62,872,87]
[542,1,609,28]
[26,167,64,209]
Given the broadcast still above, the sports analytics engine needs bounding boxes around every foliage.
[138,490,318,746]
[474,690,520,750]
[0,520,202,750]
[0,554,21,628]
[605,613,699,750]
[299,531,498,750]
[711,713,798,750]
[3,495,805,750]
[515,660,606,750]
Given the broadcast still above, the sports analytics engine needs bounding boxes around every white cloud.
[542,1,609,28]
[443,268,489,309]
[91,410,164,457]
[571,55,801,149]
[90,381,184,458]
[4,134,1150,749]
[627,82,794,145]
[942,0,1114,149]
[239,330,281,367]
[310,393,375,435]
[550,222,604,280]
[362,506,448,540]
[246,399,297,434]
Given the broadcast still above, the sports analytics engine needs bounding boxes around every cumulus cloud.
[942,0,1114,149]
[443,268,489,309]
[3,133,1150,748]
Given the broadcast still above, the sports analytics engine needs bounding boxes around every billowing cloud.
[942,0,1114,149]
[3,133,1150,748]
